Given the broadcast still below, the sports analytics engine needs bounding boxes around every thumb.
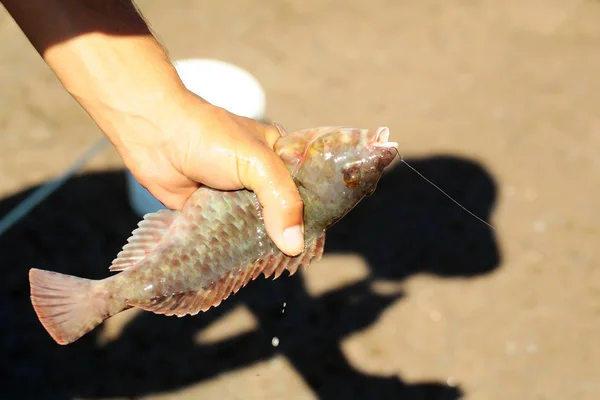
[237,144,305,256]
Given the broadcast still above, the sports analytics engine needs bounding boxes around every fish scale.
[112,188,302,307]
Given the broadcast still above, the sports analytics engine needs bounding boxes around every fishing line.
[396,152,496,231]
[0,136,110,237]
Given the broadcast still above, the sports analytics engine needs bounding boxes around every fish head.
[275,126,398,228]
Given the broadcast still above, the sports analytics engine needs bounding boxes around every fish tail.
[29,268,116,345]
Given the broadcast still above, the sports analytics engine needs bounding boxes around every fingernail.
[283,225,304,254]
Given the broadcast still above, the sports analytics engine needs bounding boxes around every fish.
[28,125,398,345]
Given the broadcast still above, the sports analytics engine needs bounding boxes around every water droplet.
[271,337,280,347]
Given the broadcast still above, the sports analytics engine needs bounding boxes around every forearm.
[2,0,189,148]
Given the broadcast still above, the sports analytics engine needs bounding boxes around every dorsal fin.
[109,209,179,272]
[128,231,326,317]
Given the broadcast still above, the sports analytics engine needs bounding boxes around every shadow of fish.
[29,125,398,345]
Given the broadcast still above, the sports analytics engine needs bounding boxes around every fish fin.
[129,231,326,317]
[29,268,116,345]
[265,230,326,280]
[272,121,288,136]
[109,209,179,272]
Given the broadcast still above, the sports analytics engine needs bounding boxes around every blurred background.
[1,0,599,399]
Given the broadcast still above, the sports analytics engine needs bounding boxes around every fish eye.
[343,165,361,188]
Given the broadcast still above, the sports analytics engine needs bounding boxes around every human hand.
[116,90,305,256]
[2,0,304,254]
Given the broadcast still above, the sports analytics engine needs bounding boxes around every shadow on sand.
[0,155,500,400]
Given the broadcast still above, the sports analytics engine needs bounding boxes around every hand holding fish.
[29,124,398,345]
[4,0,401,346]
[114,90,306,257]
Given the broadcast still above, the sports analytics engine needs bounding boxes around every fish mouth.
[367,127,399,170]
[369,127,398,150]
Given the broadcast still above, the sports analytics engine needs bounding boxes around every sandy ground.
[1,0,599,399]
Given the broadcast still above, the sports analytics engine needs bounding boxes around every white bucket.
[125,59,267,217]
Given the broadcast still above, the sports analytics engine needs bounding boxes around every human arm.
[2,0,305,255]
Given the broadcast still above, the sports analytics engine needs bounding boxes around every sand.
[1,0,599,399]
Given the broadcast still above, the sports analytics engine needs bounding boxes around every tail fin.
[29,268,113,345]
